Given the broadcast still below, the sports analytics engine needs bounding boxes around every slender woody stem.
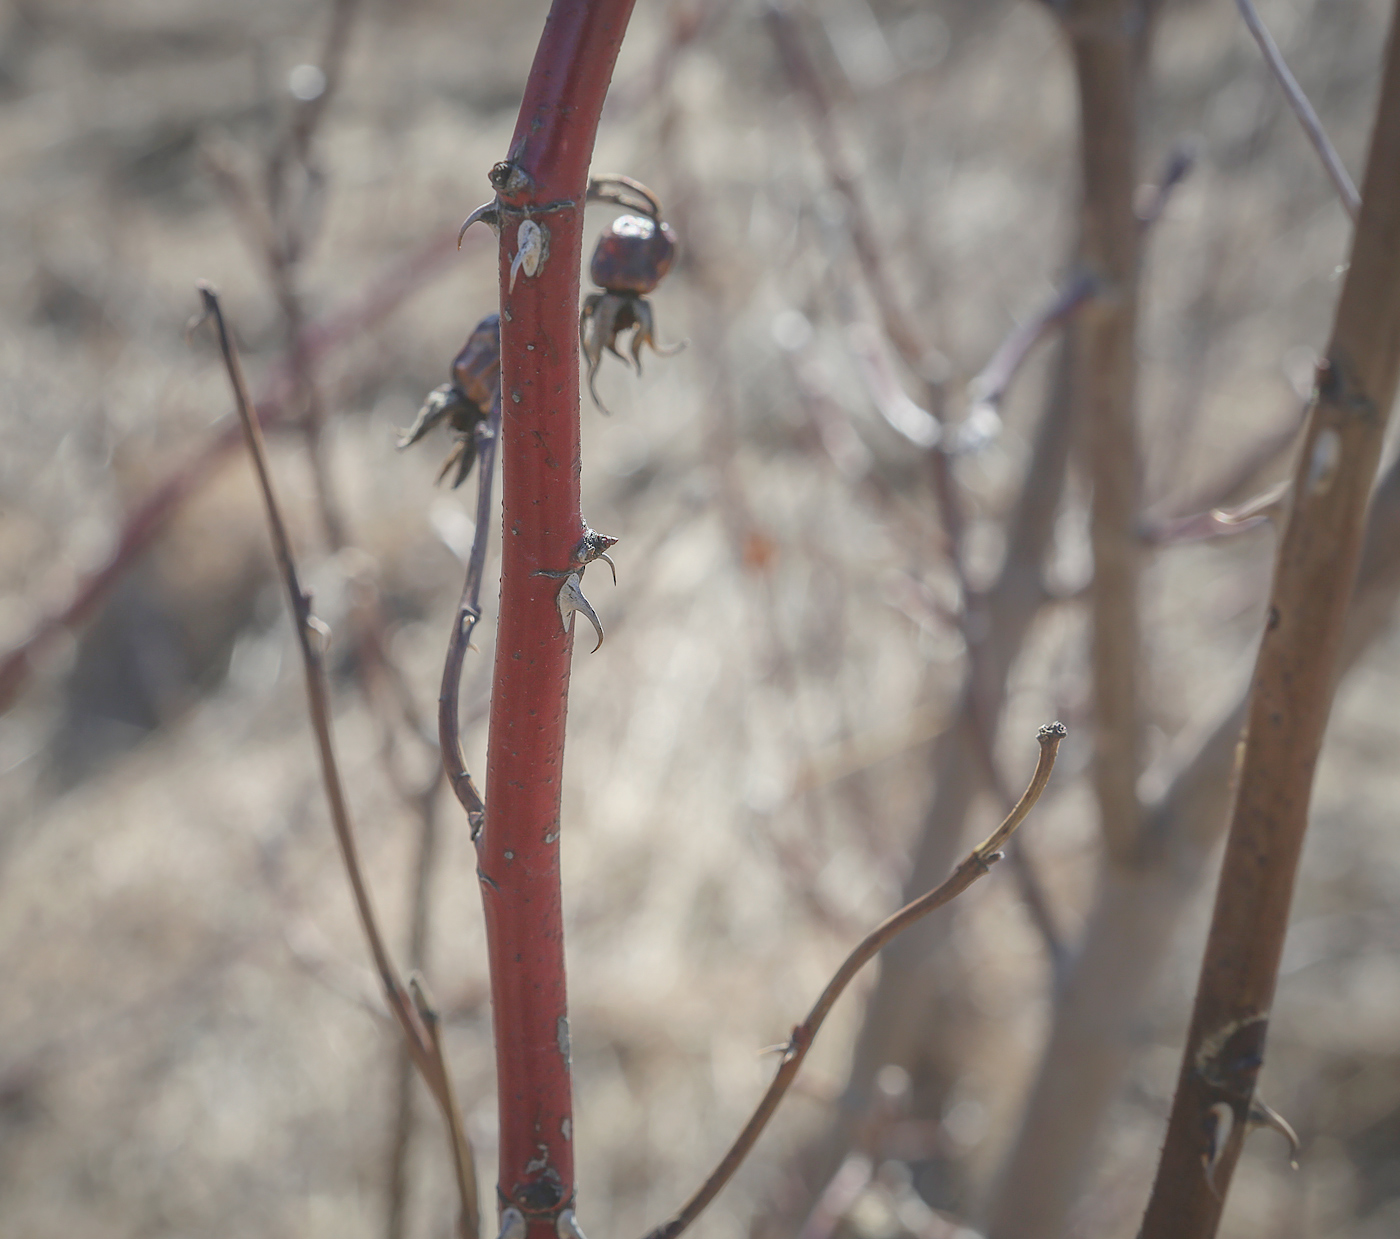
[1234,0,1361,221]
[641,725,1066,1239]
[1139,5,1400,1233]
[199,284,479,1239]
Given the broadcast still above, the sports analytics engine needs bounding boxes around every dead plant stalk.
[197,284,480,1239]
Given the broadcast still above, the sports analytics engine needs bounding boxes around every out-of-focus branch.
[764,1,937,386]
[1067,0,1144,864]
[1234,0,1361,221]
[0,222,464,716]
[197,285,478,1239]
[770,0,1067,970]
[640,726,1065,1239]
[1140,8,1400,1228]
[968,141,1194,432]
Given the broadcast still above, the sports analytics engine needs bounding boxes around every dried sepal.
[400,313,501,487]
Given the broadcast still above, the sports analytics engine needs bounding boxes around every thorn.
[1249,1097,1301,1169]
[1202,1101,1235,1198]
[556,1210,590,1239]
[458,200,500,247]
[555,571,604,652]
[304,614,333,657]
[498,1207,527,1239]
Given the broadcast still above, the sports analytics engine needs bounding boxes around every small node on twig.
[400,314,501,488]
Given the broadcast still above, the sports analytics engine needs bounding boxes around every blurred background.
[2,0,1399,1237]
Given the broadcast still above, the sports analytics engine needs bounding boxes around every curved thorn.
[1249,1097,1301,1168]
[458,200,500,248]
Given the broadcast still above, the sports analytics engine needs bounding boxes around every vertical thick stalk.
[479,2,635,1233]
[1071,0,1143,865]
[1139,7,1400,1234]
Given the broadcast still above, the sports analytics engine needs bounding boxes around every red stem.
[480,2,636,1230]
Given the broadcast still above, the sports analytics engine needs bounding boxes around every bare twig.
[764,1,937,388]
[965,273,1097,430]
[967,142,1194,429]
[439,407,499,833]
[196,284,479,1239]
[640,725,1066,1239]
[1140,6,1400,1228]
[1234,0,1361,221]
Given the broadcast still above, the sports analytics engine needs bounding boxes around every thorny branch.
[1234,0,1361,221]
[196,285,479,1239]
[640,725,1066,1239]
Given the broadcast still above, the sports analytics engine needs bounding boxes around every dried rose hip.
[588,214,677,296]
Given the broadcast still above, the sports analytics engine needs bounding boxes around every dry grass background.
[2,0,1400,1236]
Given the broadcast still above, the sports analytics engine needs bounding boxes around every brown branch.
[1139,5,1400,1230]
[640,725,1066,1239]
[1068,0,1144,864]
[1234,0,1361,221]
[196,284,479,1239]
[987,442,1400,1239]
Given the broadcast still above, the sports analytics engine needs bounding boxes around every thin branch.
[439,408,499,833]
[640,725,1066,1239]
[1234,0,1361,221]
[965,273,1097,429]
[197,284,478,1239]
[967,142,1194,436]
